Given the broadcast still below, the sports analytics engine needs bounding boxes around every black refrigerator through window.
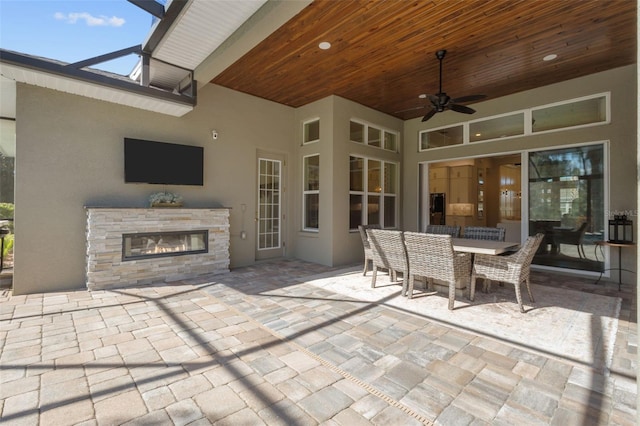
[430,193,446,225]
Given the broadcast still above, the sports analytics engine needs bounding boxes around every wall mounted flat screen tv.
[124,138,204,186]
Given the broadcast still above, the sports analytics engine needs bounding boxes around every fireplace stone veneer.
[85,207,230,290]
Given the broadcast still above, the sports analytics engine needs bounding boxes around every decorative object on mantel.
[149,191,183,207]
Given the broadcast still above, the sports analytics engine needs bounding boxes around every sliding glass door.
[528,144,605,272]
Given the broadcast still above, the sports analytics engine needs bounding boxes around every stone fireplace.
[85,207,230,290]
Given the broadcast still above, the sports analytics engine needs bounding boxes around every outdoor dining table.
[451,238,520,255]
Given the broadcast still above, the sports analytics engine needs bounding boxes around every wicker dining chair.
[463,226,506,241]
[469,233,545,313]
[403,232,472,309]
[425,224,461,237]
[366,228,409,294]
[358,224,381,275]
[553,222,588,258]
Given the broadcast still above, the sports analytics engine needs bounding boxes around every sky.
[0,0,159,75]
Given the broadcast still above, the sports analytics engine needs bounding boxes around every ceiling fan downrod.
[436,49,446,96]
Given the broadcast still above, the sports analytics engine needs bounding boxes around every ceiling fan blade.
[450,104,476,114]
[421,108,438,122]
[452,94,486,103]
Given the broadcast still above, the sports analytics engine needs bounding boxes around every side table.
[594,241,636,290]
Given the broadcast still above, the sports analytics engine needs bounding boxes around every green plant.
[0,202,14,219]
[0,203,14,232]
[149,192,182,206]
[3,234,13,258]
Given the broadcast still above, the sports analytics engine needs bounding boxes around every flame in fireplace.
[123,230,208,260]
[150,238,187,254]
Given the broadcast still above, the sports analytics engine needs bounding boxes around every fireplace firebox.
[122,230,208,261]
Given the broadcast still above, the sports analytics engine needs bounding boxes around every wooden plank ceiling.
[212,0,636,121]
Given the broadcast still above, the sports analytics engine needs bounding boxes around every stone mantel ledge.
[85,207,230,291]
[84,206,232,209]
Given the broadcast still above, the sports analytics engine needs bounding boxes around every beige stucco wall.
[292,96,403,267]
[292,97,335,266]
[13,83,295,294]
[12,64,637,294]
[402,64,638,278]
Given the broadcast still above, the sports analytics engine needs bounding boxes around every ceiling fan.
[417,49,486,122]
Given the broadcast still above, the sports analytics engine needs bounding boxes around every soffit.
[211,0,637,121]
[149,0,267,71]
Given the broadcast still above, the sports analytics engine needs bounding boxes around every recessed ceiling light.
[543,54,558,61]
[418,94,427,99]
[319,41,331,50]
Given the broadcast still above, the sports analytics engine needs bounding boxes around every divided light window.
[303,154,319,230]
[349,155,398,230]
[350,120,398,152]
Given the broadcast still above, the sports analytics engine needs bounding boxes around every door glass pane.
[528,145,604,272]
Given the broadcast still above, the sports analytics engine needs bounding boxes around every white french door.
[256,153,286,260]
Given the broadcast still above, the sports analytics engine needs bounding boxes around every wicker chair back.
[366,229,409,292]
[463,226,506,241]
[403,231,472,309]
[470,233,545,312]
[425,224,461,237]
[358,224,381,275]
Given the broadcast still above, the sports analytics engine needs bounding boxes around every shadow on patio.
[0,258,636,424]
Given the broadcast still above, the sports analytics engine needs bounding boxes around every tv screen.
[124,138,204,186]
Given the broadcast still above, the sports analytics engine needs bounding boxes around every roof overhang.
[0,0,311,118]
[0,49,195,116]
[137,0,271,91]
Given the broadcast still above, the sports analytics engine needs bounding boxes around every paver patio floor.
[0,259,636,425]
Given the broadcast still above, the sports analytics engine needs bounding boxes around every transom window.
[419,93,609,150]
[303,118,320,144]
[350,119,398,152]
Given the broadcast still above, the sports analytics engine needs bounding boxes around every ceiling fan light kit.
[420,49,486,122]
